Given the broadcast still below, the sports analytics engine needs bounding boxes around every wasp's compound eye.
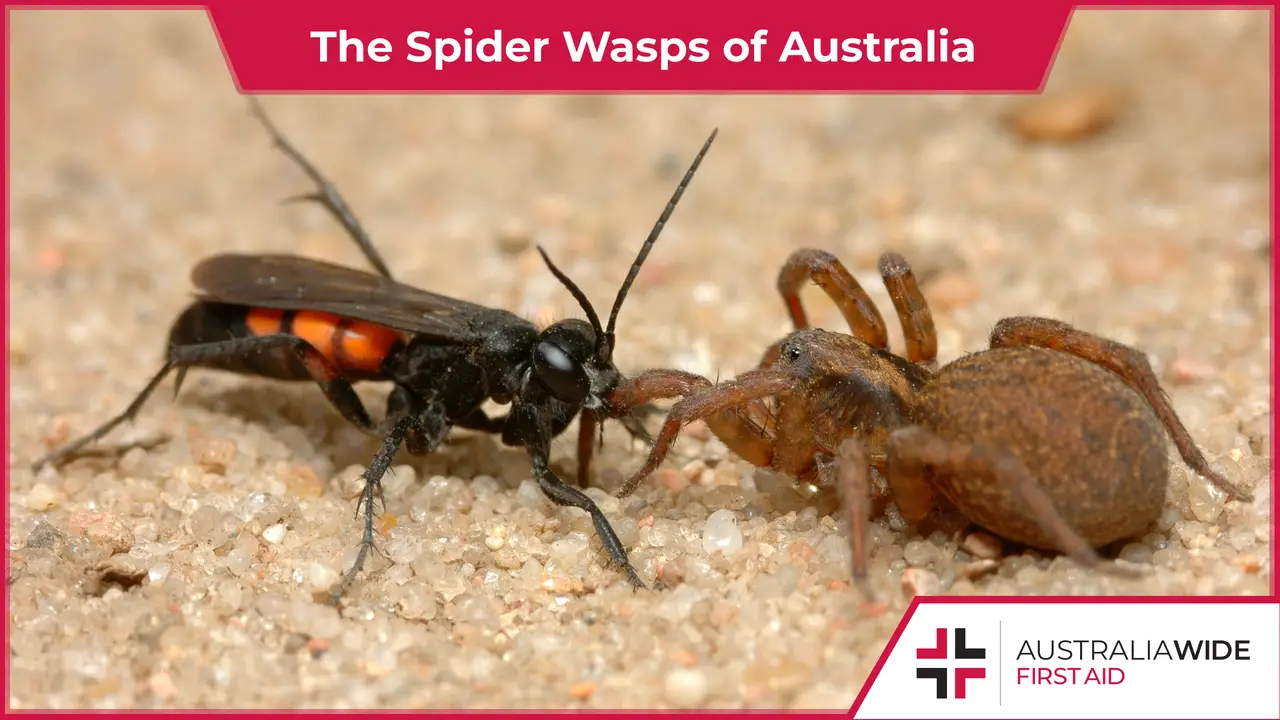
[533,339,590,405]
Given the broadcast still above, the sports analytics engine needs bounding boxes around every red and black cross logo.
[916,627,987,699]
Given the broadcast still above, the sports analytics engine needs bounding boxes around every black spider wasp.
[32,98,718,603]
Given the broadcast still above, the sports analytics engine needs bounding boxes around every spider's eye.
[783,343,803,362]
[534,340,589,404]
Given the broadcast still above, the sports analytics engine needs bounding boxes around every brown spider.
[609,247,1255,589]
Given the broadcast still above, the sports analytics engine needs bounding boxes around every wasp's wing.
[190,253,497,342]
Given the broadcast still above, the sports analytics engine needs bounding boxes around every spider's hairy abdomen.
[924,345,1168,549]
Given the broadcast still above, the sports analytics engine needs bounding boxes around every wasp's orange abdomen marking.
[290,311,342,365]
[245,308,401,376]
[335,318,403,373]
[245,307,286,337]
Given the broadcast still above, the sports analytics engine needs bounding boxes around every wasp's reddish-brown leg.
[574,404,670,487]
[575,411,599,487]
[608,368,713,415]
[776,248,890,347]
[878,251,939,365]
[989,316,1253,502]
[615,369,795,497]
[599,367,712,488]
[604,366,716,484]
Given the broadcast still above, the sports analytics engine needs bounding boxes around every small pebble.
[224,548,253,576]
[702,510,743,556]
[788,541,815,564]
[514,479,546,509]
[1188,477,1227,524]
[307,637,330,658]
[191,436,237,474]
[960,558,1000,580]
[147,671,178,700]
[190,505,226,544]
[261,523,288,545]
[494,549,523,570]
[284,465,325,501]
[901,567,942,597]
[815,534,851,565]
[568,681,596,701]
[1004,86,1121,142]
[794,506,819,532]
[681,460,708,484]
[25,483,61,512]
[148,563,170,584]
[396,582,438,621]
[25,521,61,549]
[1226,526,1255,550]
[213,579,243,612]
[86,517,134,555]
[1118,542,1153,564]
[663,668,709,708]
[1152,546,1187,567]
[69,511,107,536]
[299,562,339,594]
[659,469,690,494]
[962,531,1002,560]
[1175,520,1213,549]
[1208,457,1248,496]
[902,540,940,566]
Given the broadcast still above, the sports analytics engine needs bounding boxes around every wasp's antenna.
[603,128,719,354]
[537,246,604,336]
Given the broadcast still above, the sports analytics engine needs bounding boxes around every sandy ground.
[6,9,1273,710]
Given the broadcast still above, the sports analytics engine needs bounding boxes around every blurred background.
[7,8,1271,710]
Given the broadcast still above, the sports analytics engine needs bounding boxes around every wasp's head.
[531,316,619,411]
[530,128,718,411]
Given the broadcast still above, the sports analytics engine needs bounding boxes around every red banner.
[202,0,1077,93]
